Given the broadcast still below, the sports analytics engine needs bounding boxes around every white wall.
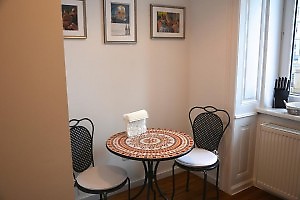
[188,0,236,111]
[64,0,239,190]
[64,0,190,183]
[188,0,239,193]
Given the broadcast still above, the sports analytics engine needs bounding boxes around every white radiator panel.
[255,123,300,200]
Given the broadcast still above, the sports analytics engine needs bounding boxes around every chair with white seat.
[69,118,130,200]
[171,106,230,200]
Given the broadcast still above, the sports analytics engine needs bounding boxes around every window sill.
[256,107,300,122]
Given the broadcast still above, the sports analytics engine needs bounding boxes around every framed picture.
[103,0,137,44]
[61,0,87,39]
[150,4,185,39]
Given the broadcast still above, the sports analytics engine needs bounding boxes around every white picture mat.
[62,0,86,38]
[151,6,185,38]
[104,0,136,43]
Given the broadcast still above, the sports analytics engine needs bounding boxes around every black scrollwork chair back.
[192,110,226,152]
[69,118,130,200]
[70,118,94,173]
[172,106,230,200]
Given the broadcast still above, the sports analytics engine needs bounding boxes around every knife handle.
[287,80,290,91]
[275,79,278,89]
[283,77,287,90]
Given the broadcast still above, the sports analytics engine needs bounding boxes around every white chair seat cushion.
[76,165,127,191]
[175,148,218,167]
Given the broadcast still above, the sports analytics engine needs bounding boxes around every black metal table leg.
[146,161,156,200]
[131,160,169,200]
[131,161,147,200]
[154,161,168,200]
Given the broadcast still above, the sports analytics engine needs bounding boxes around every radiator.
[255,123,300,200]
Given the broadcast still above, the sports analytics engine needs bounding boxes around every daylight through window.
[291,2,300,94]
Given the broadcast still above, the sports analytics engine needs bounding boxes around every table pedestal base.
[131,161,168,200]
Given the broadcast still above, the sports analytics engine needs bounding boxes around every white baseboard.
[229,179,253,195]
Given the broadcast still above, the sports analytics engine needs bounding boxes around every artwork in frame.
[103,0,137,44]
[61,0,87,39]
[150,4,185,39]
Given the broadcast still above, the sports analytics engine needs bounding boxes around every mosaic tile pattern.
[106,128,194,160]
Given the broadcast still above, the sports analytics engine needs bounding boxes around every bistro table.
[106,128,194,200]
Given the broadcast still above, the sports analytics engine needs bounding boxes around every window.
[291,2,300,95]
[280,0,300,102]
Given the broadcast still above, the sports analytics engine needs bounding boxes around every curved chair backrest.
[69,118,94,173]
[189,106,230,152]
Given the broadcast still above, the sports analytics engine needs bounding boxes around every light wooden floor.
[110,172,283,200]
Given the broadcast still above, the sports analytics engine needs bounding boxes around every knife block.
[273,89,289,108]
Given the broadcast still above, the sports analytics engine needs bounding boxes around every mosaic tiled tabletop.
[106,128,194,161]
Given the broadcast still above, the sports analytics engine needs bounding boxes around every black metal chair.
[171,106,230,200]
[69,118,130,200]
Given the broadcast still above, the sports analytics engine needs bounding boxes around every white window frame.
[280,0,300,101]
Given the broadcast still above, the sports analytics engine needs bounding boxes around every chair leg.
[127,177,131,200]
[203,171,207,200]
[103,193,108,200]
[171,163,176,200]
[100,193,103,200]
[186,170,190,192]
[216,165,220,200]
